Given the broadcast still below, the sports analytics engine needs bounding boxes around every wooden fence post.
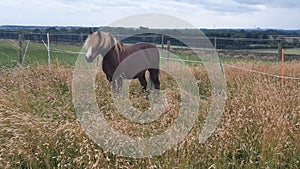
[167,40,170,60]
[281,48,285,94]
[80,32,83,42]
[214,37,217,49]
[161,34,164,49]
[277,42,282,62]
[18,33,24,64]
[47,33,51,70]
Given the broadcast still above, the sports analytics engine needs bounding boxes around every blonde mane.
[115,41,126,52]
[84,31,128,63]
[98,31,126,63]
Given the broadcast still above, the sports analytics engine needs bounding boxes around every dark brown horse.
[83,31,160,93]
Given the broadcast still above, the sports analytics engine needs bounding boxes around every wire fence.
[2,31,300,49]
[0,31,299,81]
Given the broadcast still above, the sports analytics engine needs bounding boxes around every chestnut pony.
[83,31,160,93]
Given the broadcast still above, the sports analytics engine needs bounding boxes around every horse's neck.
[116,42,125,51]
[114,42,125,64]
[103,43,120,64]
[102,38,126,64]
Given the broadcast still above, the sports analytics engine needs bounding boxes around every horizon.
[1,0,300,30]
[1,24,300,31]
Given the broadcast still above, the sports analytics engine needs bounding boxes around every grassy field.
[0,62,299,168]
[2,40,300,68]
[0,41,299,168]
[239,48,300,55]
[0,40,81,68]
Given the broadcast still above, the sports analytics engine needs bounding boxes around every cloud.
[0,0,299,29]
[178,0,266,13]
[233,0,263,5]
[234,0,300,8]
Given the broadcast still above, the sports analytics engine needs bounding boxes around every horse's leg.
[112,79,118,94]
[112,78,122,95]
[149,69,160,90]
[138,74,147,93]
[117,78,123,94]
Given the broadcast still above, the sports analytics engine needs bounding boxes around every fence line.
[223,64,300,80]
[23,40,30,63]
[3,32,299,81]
[51,49,85,55]
[47,33,50,70]
[42,44,300,81]
[160,57,300,80]
[3,31,300,51]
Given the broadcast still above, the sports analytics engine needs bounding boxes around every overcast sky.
[1,0,300,29]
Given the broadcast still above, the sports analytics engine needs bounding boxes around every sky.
[1,0,300,29]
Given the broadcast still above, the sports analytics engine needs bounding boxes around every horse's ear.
[89,28,93,35]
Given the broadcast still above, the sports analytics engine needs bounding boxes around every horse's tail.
[148,46,160,90]
[136,43,160,90]
[149,68,160,90]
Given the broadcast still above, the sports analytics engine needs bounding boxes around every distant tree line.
[2,25,300,38]
[1,25,300,49]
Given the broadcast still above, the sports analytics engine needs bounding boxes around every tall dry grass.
[0,61,299,168]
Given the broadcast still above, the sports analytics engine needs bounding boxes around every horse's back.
[133,42,157,50]
[102,41,160,89]
[132,42,159,62]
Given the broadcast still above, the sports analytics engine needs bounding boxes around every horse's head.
[83,31,115,63]
[83,31,102,63]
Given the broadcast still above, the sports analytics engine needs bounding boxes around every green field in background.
[0,41,81,67]
[240,48,300,55]
[1,41,300,68]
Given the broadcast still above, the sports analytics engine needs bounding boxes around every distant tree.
[32,28,42,33]
[45,27,57,33]
[245,32,259,38]
[262,34,268,39]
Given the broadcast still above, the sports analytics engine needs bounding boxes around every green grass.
[166,51,274,65]
[284,48,300,55]
[0,40,19,67]
[0,40,81,68]
[2,40,299,69]
[239,48,300,55]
